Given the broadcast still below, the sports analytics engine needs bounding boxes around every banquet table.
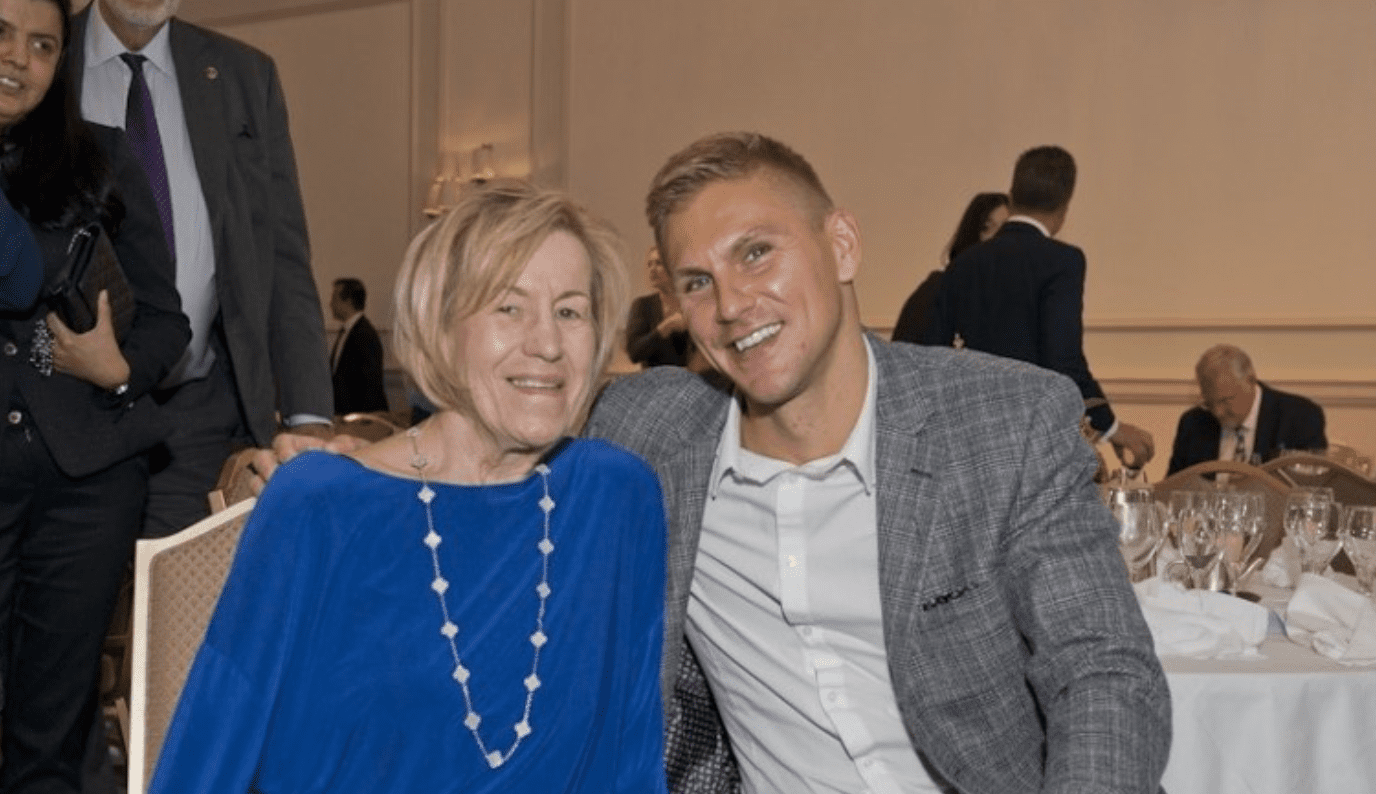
[1157,584,1376,794]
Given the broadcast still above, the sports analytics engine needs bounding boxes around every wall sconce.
[424,144,497,218]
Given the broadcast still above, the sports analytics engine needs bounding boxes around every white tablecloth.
[1160,606,1376,793]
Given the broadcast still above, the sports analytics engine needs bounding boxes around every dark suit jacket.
[0,125,190,478]
[331,314,388,414]
[925,220,1115,433]
[1167,382,1326,475]
[71,9,333,444]
[585,337,1170,794]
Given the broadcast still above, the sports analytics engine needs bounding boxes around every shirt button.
[2,342,16,356]
[7,410,22,425]
[800,626,813,638]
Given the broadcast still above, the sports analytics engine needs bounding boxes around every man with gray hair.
[71,0,334,538]
[1167,343,1326,474]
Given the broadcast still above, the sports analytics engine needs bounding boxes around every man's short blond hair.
[392,179,628,417]
[644,132,833,263]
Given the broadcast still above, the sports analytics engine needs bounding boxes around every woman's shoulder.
[560,438,662,489]
[259,449,381,505]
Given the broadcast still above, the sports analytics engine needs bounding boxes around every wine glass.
[1341,506,1376,596]
[1214,491,1263,593]
[1112,499,1163,583]
[1176,507,1224,589]
[1285,489,1339,574]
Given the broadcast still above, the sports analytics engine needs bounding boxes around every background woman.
[890,191,1008,344]
[152,181,668,793]
[0,0,189,788]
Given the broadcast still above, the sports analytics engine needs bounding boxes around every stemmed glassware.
[1213,491,1265,593]
[1112,495,1164,583]
[1341,505,1376,596]
[1172,501,1225,590]
[1284,488,1340,575]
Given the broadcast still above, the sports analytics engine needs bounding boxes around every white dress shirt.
[1216,383,1263,463]
[81,9,218,384]
[689,339,936,794]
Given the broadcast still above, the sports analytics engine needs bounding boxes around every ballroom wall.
[146,0,1374,476]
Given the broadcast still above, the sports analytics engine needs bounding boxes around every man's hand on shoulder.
[248,427,370,494]
[1110,422,1156,468]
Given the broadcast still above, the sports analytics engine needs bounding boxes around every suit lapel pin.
[205,66,219,81]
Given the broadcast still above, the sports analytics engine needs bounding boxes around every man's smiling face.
[662,170,856,413]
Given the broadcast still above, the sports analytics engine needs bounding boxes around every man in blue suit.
[926,146,1154,468]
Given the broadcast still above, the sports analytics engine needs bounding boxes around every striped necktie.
[1231,426,1249,462]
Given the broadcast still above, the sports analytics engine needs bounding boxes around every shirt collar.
[87,6,176,78]
[340,311,364,334]
[1006,215,1051,238]
[1240,382,1263,432]
[709,336,879,497]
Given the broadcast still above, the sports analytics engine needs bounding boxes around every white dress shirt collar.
[1006,214,1051,237]
[709,336,878,499]
[87,6,175,77]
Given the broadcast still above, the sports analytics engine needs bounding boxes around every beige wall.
[565,0,1376,480]
[173,0,1373,476]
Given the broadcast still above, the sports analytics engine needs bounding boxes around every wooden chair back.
[1262,453,1376,508]
[1153,460,1294,560]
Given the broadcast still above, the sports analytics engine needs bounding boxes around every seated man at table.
[1168,344,1326,474]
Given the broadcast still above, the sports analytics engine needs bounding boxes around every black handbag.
[46,223,134,341]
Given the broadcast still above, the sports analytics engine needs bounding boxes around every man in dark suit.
[73,0,334,538]
[926,145,1155,469]
[329,278,389,415]
[1168,344,1326,474]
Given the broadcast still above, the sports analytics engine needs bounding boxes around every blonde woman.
[152,181,668,793]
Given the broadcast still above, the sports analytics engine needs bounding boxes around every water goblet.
[1341,506,1376,595]
[1176,510,1224,589]
[1113,499,1163,583]
[1285,489,1339,574]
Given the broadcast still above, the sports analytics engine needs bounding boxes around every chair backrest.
[1326,443,1374,478]
[334,411,403,442]
[207,447,260,514]
[1262,453,1376,508]
[1153,460,1294,560]
[127,497,255,794]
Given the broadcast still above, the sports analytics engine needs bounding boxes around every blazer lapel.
[871,340,945,624]
[169,21,227,233]
[658,395,729,685]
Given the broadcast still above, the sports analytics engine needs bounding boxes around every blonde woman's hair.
[392,179,629,419]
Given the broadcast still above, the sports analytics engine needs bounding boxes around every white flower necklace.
[407,426,556,770]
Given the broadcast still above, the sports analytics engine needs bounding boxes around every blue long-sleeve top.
[151,440,669,793]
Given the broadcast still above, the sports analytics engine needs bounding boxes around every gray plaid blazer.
[585,336,1171,794]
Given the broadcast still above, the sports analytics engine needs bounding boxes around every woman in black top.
[0,0,189,788]
[891,191,1008,345]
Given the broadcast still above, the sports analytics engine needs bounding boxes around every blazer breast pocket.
[897,581,1028,707]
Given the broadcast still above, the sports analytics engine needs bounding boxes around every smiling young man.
[584,133,1171,794]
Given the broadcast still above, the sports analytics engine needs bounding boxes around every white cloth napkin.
[1134,577,1270,659]
[1260,538,1301,589]
[1284,573,1376,665]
